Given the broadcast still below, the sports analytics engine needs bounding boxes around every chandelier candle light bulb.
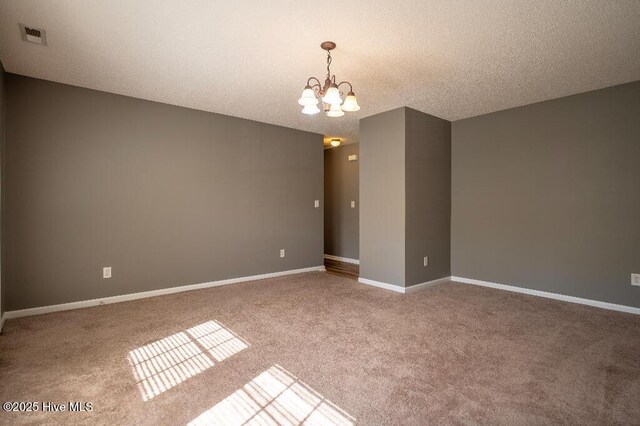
[341,92,361,112]
[322,85,342,106]
[298,86,319,106]
[298,41,360,118]
[327,103,345,117]
[302,104,321,115]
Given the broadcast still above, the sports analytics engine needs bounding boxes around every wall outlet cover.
[632,273,640,286]
[103,267,112,279]
[424,256,429,267]
[280,249,285,258]
[314,200,319,208]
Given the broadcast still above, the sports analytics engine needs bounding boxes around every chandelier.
[298,41,360,117]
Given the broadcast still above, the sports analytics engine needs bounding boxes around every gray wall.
[4,74,324,311]
[452,81,640,308]
[360,108,406,287]
[360,107,452,288]
[405,108,451,286]
[324,143,359,260]
[0,60,5,318]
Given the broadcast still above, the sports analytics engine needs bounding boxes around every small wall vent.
[19,23,47,46]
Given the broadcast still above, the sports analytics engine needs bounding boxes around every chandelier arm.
[307,77,322,88]
[337,81,353,93]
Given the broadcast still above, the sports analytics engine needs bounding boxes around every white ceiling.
[1,1,639,145]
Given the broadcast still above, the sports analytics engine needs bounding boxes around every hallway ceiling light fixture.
[298,41,360,117]
[330,138,341,147]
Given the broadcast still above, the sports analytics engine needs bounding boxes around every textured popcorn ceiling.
[1,1,639,145]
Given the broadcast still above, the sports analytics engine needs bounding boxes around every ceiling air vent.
[19,23,47,46]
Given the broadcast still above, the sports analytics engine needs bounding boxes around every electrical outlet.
[632,273,640,287]
[280,249,285,258]
[423,256,429,267]
[351,201,356,208]
[103,267,112,279]
[314,200,320,208]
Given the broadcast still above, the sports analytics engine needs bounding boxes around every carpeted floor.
[1,272,639,425]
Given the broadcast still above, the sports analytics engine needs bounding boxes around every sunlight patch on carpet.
[188,364,355,425]
[128,320,249,401]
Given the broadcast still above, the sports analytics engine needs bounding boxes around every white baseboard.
[358,276,451,294]
[451,276,640,315]
[358,277,404,293]
[324,254,359,265]
[4,266,326,320]
[405,276,451,293]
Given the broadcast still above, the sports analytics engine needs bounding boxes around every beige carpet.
[1,272,639,425]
